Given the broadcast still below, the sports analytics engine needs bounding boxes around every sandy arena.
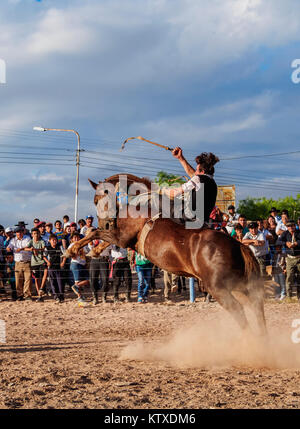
[1,277,300,409]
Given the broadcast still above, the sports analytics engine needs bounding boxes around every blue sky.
[1,0,300,227]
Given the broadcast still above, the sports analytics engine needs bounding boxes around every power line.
[0,161,72,166]
[221,150,300,160]
[0,151,75,158]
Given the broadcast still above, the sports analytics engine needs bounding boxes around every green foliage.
[238,195,300,220]
[155,171,186,187]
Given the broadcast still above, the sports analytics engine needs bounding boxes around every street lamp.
[33,126,81,223]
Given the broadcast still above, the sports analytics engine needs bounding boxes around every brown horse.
[69,173,267,336]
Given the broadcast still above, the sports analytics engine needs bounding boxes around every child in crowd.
[234,224,244,242]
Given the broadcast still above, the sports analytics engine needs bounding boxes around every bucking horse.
[68,173,267,336]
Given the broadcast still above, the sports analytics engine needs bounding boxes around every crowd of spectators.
[209,205,300,301]
[0,215,160,306]
[1,206,300,305]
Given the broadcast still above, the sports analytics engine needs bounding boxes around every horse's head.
[89,173,153,231]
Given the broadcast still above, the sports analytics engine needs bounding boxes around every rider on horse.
[163,147,220,224]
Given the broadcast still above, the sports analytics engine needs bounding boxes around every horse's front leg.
[66,229,103,257]
[87,241,111,258]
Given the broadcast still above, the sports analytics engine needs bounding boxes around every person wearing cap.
[68,222,77,234]
[6,227,32,300]
[279,221,300,301]
[33,218,40,228]
[14,221,30,238]
[4,227,14,247]
[242,222,268,276]
[269,207,281,224]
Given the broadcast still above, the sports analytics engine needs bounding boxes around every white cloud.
[26,8,95,56]
[1,0,300,223]
[141,92,272,145]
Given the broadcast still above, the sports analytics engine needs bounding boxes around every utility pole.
[33,127,81,222]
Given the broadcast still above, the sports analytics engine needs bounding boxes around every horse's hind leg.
[213,287,249,332]
[248,281,267,337]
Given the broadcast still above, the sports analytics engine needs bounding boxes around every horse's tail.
[240,243,260,282]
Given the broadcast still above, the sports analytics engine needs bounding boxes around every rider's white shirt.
[181,175,202,192]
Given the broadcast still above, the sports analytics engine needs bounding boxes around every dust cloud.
[120,314,300,369]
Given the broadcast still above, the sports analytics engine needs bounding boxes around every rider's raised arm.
[172,147,195,178]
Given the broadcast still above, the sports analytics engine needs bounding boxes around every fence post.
[189,277,195,303]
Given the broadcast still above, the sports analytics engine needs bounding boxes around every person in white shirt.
[6,227,32,300]
[111,245,132,303]
[269,207,281,224]
[227,205,240,223]
[242,222,268,277]
[226,205,240,234]
[257,218,273,263]
[80,215,94,236]
[276,212,289,237]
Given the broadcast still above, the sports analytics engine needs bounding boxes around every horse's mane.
[105,173,152,189]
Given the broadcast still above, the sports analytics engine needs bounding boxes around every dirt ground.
[1,276,300,410]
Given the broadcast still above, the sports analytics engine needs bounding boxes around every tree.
[238,195,300,220]
[155,171,186,187]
